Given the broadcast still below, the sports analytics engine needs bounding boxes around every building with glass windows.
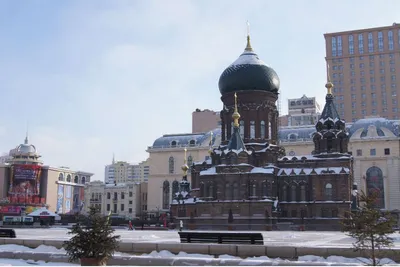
[324,23,400,122]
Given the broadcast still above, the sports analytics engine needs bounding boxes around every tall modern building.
[324,23,400,122]
[104,157,149,184]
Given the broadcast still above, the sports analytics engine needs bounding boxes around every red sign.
[0,206,21,214]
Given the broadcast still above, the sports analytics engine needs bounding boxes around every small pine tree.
[342,191,396,266]
[63,206,120,265]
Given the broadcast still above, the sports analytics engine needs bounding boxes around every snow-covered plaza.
[12,228,400,248]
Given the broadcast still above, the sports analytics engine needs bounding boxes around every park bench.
[0,229,16,238]
[178,231,263,245]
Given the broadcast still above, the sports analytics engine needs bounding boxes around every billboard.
[65,186,72,213]
[8,165,41,203]
[56,185,64,214]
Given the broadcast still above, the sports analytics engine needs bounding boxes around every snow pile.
[299,255,397,265]
[0,244,65,253]
[0,258,78,266]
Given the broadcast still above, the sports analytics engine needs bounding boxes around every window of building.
[392,91,397,97]
[368,32,374,53]
[351,94,356,99]
[360,63,364,69]
[168,156,174,174]
[250,121,255,139]
[361,93,366,99]
[393,108,398,112]
[372,109,377,115]
[388,30,394,50]
[380,61,385,67]
[371,85,376,91]
[331,37,337,57]
[129,191,133,197]
[121,204,124,211]
[384,148,390,155]
[351,102,356,108]
[107,192,110,199]
[391,68,395,73]
[350,71,355,77]
[337,36,342,56]
[129,208,132,213]
[163,180,170,209]
[378,31,384,52]
[358,33,364,54]
[361,85,366,91]
[351,86,355,91]
[325,183,333,201]
[129,200,132,204]
[369,55,374,60]
[362,110,366,115]
[370,148,376,156]
[370,69,374,75]
[382,108,388,113]
[113,204,117,213]
[291,210,297,218]
[260,121,265,139]
[107,204,110,211]
[350,64,354,69]
[391,75,396,81]
[392,83,397,89]
[393,99,397,105]
[348,35,354,54]
[240,121,244,139]
[356,149,362,156]
[121,192,125,199]
[114,192,117,200]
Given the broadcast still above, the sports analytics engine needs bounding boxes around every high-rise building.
[192,109,221,133]
[104,157,150,184]
[287,95,321,126]
[324,23,400,122]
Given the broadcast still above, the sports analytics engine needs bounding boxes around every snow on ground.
[12,228,400,248]
[0,244,397,265]
[0,258,78,266]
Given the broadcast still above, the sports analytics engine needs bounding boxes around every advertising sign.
[73,186,80,211]
[65,186,72,213]
[56,185,64,214]
[8,165,41,199]
[0,206,21,214]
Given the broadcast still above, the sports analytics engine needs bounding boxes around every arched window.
[91,193,95,200]
[162,180,170,209]
[107,192,111,199]
[250,121,255,139]
[366,166,385,209]
[74,176,78,183]
[300,185,306,201]
[368,32,374,53]
[282,185,287,201]
[331,37,337,56]
[189,140,195,147]
[325,183,333,200]
[240,121,244,138]
[260,121,265,139]
[171,141,177,147]
[348,35,354,55]
[200,182,205,197]
[233,182,239,199]
[168,156,174,174]
[358,33,364,54]
[388,30,394,50]
[268,122,272,139]
[187,155,193,171]
[172,180,179,198]
[208,184,214,198]
[66,174,71,183]
[225,183,231,200]
[81,177,86,184]
[262,181,268,197]
[291,185,297,202]
[251,183,256,197]
[58,173,64,181]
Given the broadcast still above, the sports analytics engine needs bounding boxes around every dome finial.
[245,21,253,51]
[181,147,189,176]
[325,63,334,95]
[24,120,29,144]
[232,93,241,127]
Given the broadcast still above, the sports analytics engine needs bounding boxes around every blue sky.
[0,0,399,180]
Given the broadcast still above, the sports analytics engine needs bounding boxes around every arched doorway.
[366,166,385,209]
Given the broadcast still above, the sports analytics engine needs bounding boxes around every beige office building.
[324,23,400,122]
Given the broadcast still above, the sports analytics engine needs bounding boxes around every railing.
[147,144,204,150]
